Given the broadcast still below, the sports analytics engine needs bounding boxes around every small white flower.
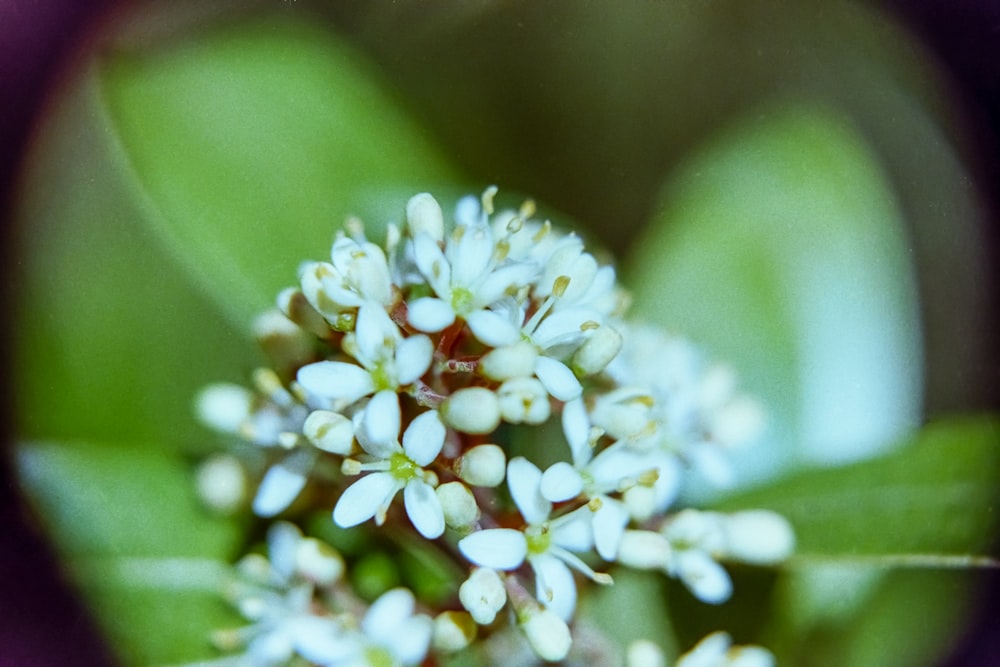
[334,407,447,538]
[406,193,539,340]
[221,523,350,666]
[297,300,432,409]
[674,632,775,667]
[458,457,611,621]
[298,232,394,323]
[326,588,435,667]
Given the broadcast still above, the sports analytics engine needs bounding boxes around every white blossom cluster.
[196,189,793,665]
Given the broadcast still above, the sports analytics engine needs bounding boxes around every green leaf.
[16,440,245,664]
[100,17,464,327]
[712,416,1000,558]
[711,417,1000,667]
[625,105,923,495]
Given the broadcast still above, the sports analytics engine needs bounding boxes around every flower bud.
[195,383,252,433]
[479,342,538,381]
[720,510,794,565]
[277,287,330,338]
[455,444,507,487]
[441,387,501,434]
[195,454,246,514]
[459,568,507,625]
[303,410,355,455]
[627,639,666,667]
[572,324,623,376]
[433,611,477,652]
[520,607,572,662]
[497,377,551,424]
[436,481,480,528]
[406,192,445,242]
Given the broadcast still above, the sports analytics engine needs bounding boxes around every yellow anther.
[580,320,600,331]
[552,275,571,298]
[520,198,536,219]
[481,185,499,214]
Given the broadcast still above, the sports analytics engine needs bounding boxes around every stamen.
[481,185,499,215]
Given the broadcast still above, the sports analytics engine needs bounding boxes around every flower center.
[364,646,396,667]
[451,286,475,315]
[389,451,419,481]
[371,363,394,392]
[525,524,551,556]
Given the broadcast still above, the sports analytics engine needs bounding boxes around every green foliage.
[627,106,923,494]
[17,441,243,664]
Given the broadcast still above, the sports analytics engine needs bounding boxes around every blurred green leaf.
[626,105,922,494]
[100,18,464,326]
[17,440,244,664]
[713,416,1000,557]
[712,416,999,667]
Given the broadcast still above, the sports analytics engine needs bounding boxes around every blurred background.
[2,1,997,665]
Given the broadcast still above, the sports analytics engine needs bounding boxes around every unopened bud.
[572,325,623,376]
[441,387,501,434]
[521,607,572,662]
[433,611,477,652]
[195,383,252,434]
[303,410,355,455]
[459,568,507,625]
[455,444,507,488]
[479,342,538,381]
[406,193,444,242]
[195,454,247,514]
[627,639,666,667]
[436,481,480,528]
[277,287,331,338]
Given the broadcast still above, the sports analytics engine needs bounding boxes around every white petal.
[532,307,599,350]
[561,397,592,467]
[475,262,539,306]
[402,409,446,466]
[266,521,302,581]
[507,457,551,525]
[407,297,456,333]
[466,309,521,347]
[292,617,353,663]
[414,233,452,297]
[252,449,314,517]
[540,462,584,502]
[675,550,732,604]
[395,334,434,385]
[458,529,527,570]
[364,587,415,640]
[333,473,398,528]
[592,496,629,561]
[404,480,445,539]
[363,390,401,451]
[534,357,582,402]
[391,615,433,665]
[450,223,493,287]
[297,361,374,403]
[530,554,577,621]
[549,505,595,553]
[356,301,399,363]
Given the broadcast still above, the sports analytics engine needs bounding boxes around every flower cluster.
[196,189,793,665]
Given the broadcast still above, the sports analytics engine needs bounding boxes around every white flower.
[220,523,350,666]
[325,588,435,667]
[560,397,683,528]
[334,407,447,539]
[406,192,539,340]
[298,231,394,323]
[297,300,432,440]
[457,457,611,621]
[674,632,774,667]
